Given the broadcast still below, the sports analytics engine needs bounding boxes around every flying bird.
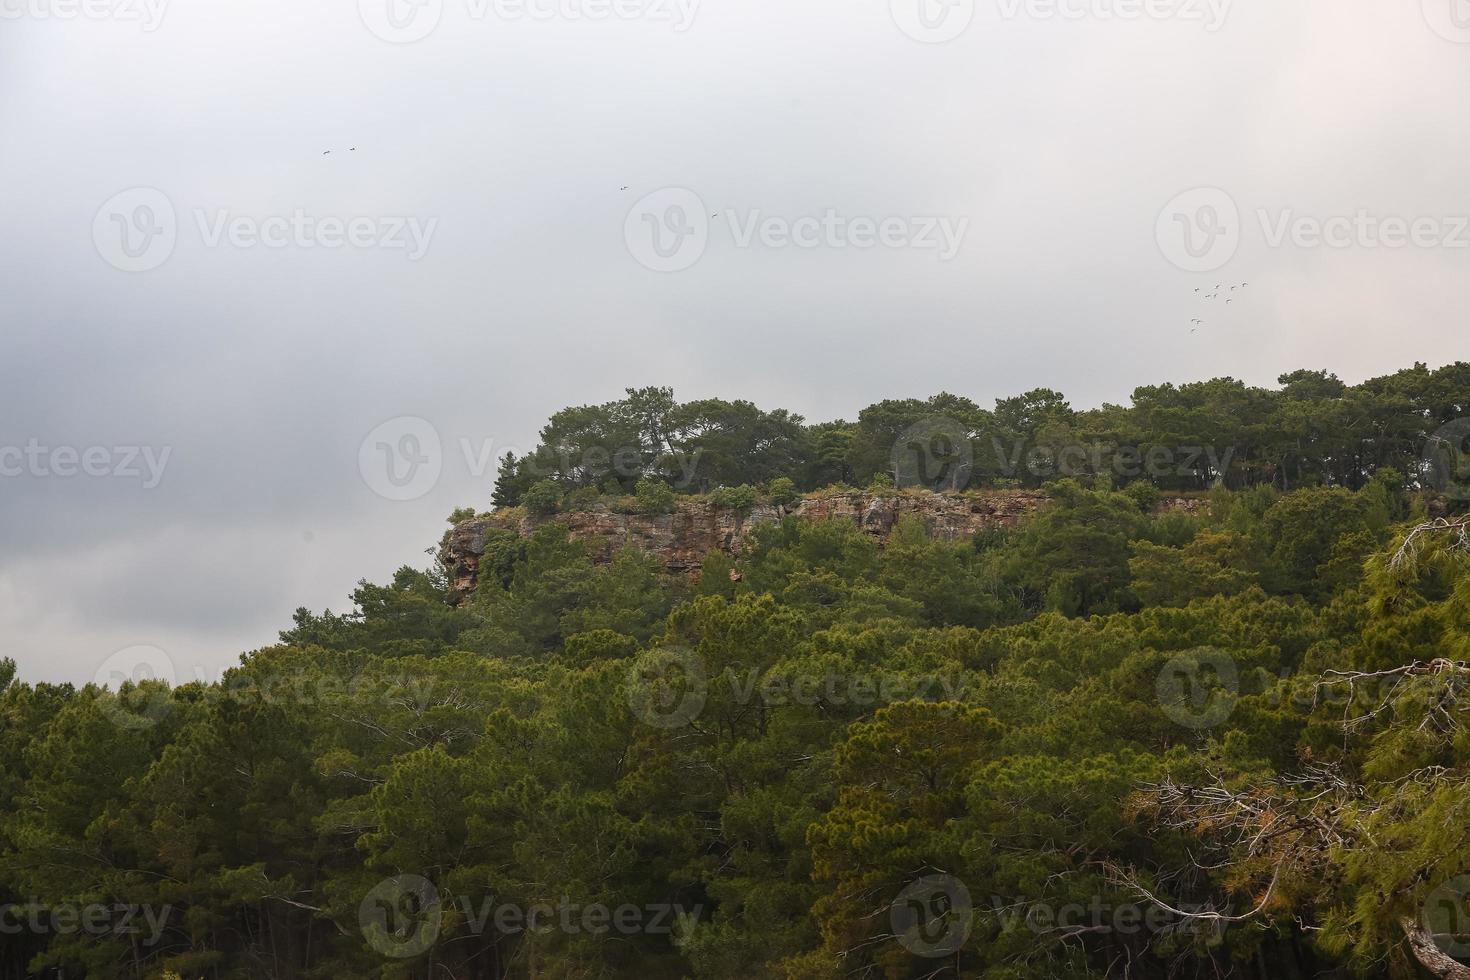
[322,150,331,155]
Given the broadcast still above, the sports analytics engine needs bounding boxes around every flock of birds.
[1189,281,1249,332]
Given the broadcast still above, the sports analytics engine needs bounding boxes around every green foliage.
[708,483,758,515]
[521,478,561,516]
[1122,479,1161,512]
[6,363,1469,980]
[1130,530,1259,606]
[634,477,677,514]
[768,476,799,507]
[565,485,603,511]
[997,480,1147,616]
[479,364,1469,515]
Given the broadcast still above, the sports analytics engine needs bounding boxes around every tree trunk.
[1401,917,1470,979]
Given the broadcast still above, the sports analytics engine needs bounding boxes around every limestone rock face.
[1159,496,1210,518]
[441,490,1050,596]
[440,489,1210,596]
[791,490,1050,540]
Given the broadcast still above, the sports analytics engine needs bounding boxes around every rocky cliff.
[441,489,1209,596]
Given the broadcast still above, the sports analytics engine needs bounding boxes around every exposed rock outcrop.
[444,489,1214,596]
[442,490,1057,594]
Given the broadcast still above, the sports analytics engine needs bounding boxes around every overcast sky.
[2,0,1468,685]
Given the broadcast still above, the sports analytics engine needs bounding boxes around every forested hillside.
[3,363,1469,980]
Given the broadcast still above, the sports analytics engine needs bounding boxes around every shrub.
[710,484,759,515]
[566,487,602,512]
[1122,480,1160,513]
[768,477,799,507]
[635,478,677,515]
[522,480,561,516]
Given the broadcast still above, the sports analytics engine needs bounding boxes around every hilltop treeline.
[492,361,1469,506]
[2,361,1469,980]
